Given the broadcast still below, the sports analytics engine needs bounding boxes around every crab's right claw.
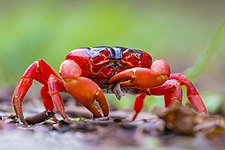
[60,60,109,118]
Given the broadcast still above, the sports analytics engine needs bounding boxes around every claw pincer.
[60,60,109,118]
[11,46,207,124]
[109,59,170,88]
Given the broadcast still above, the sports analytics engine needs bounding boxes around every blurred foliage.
[0,0,225,112]
[184,21,225,82]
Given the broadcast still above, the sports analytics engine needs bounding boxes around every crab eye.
[100,48,110,57]
[128,49,142,60]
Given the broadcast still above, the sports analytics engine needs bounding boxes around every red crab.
[12,46,207,125]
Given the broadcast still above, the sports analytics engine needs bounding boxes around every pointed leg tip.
[131,112,138,121]
[103,110,109,117]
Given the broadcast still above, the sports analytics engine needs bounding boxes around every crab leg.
[163,81,182,107]
[131,79,181,120]
[11,59,64,124]
[40,85,58,122]
[12,78,33,124]
[131,75,207,120]
[48,75,69,119]
[168,73,207,113]
[132,94,146,121]
[60,60,109,118]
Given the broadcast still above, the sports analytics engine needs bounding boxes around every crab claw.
[109,59,170,88]
[60,60,109,118]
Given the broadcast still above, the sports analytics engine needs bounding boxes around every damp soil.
[0,87,225,150]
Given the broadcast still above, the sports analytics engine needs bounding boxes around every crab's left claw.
[109,59,171,88]
[60,60,109,118]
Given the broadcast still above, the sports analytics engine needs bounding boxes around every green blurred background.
[0,0,225,112]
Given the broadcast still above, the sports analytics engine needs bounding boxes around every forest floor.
[0,86,225,150]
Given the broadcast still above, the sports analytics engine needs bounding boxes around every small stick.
[25,111,55,125]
